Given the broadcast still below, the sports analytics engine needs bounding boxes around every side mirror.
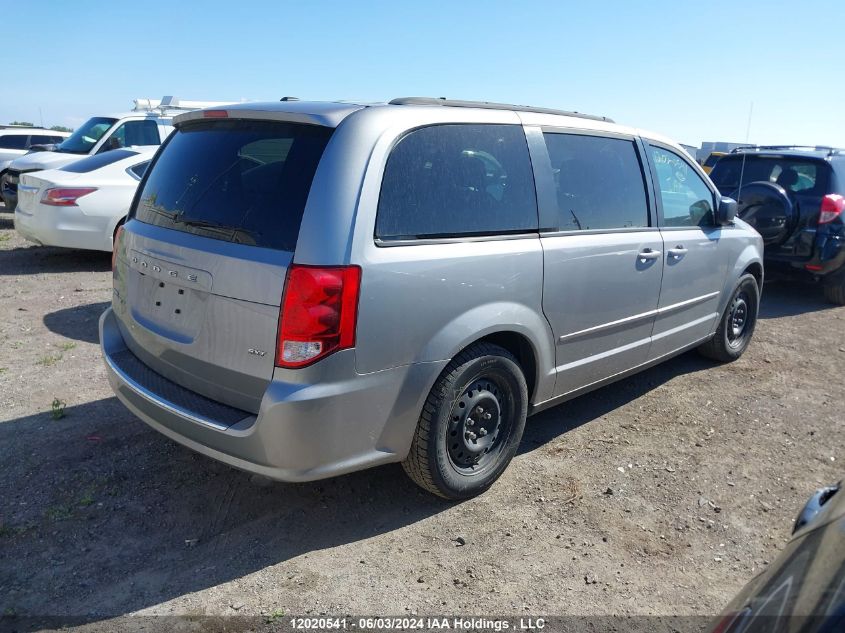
[717,196,737,225]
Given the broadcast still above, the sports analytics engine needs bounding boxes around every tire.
[402,342,528,500]
[698,273,759,362]
[823,277,845,305]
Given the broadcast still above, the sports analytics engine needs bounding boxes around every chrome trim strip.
[558,291,720,343]
[541,226,658,238]
[558,310,655,343]
[656,291,720,315]
[103,350,232,431]
[375,232,539,247]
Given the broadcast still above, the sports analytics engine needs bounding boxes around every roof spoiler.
[730,144,844,156]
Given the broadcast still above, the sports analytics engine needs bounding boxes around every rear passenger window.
[376,124,537,241]
[29,135,58,145]
[543,133,649,231]
[0,135,28,150]
[649,146,715,227]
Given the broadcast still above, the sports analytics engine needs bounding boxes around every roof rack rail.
[388,97,614,123]
[730,144,844,154]
[132,96,236,113]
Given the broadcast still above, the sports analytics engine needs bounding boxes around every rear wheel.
[698,274,759,362]
[402,342,528,500]
[823,273,845,305]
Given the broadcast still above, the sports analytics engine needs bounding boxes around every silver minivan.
[100,98,763,499]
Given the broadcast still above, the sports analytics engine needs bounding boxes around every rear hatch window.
[711,156,829,196]
[132,119,333,251]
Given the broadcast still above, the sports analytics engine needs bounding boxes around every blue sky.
[5,0,844,148]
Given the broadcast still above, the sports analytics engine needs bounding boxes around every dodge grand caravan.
[100,98,764,499]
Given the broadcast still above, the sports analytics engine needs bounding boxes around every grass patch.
[36,353,63,367]
[266,609,285,624]
[45,504,74,521]
[0,234,11,242]
[79,489,95,507]
[57,342,77,352]
[51,398,67,420]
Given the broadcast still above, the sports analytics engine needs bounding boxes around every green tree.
[49,125,73,133]
[9,121,34,127]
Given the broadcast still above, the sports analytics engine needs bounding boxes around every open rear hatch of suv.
[110,117,334,420]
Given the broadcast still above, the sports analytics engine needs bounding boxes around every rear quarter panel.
[311,106,556,403]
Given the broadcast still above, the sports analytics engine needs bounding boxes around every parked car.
[100,98,763,499]
[14,146,156,252]
[702,150,726,174]
[0,97,231,211]
[708,481,844,633]
[709,146,845,304]
[0,127,69,206]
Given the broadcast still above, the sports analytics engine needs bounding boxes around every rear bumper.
[15,201,114,251]
[100,307,444,482]
[765,233,845,279]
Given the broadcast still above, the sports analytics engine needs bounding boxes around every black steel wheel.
[402,342,528,499]
[726,290,751,349]
[698,273,759,362]
[446,374,515,474]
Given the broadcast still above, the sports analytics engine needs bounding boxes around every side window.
[375,124,538,240]
[0,135,28,150]
[649,145,715,227]
[543,133,649,231]
[29,135,57,145]
[128,160,151,180]
[100,120,161,152]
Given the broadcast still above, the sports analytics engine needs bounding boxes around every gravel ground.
[0,208,843,630]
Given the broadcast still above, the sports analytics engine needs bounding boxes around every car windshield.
[56,117,117,154]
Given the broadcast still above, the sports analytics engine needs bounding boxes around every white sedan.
[14,146,157,252]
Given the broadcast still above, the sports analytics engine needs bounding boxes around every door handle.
[638,248,662,262]
[668,246,688,259]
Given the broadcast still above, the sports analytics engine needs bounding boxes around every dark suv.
[710,146,845,304]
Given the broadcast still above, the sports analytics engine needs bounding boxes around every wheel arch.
[717,243,764,318]
[474,331,539,405]
[742,261,764,289]
[417,302,556,406]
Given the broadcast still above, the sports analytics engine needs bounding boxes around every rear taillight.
[41,187,97,206]
[203,110,228,118]
[112,225,124,270]
[819,194,844,224]
[275,264,361,368]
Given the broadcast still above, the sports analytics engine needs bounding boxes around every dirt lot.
[0,208,843,629]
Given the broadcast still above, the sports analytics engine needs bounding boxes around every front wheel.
[698,273,760,362]
[402,342,528,499]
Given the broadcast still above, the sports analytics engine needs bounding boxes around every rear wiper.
[180,219,260,243]
[569,208,582,230]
